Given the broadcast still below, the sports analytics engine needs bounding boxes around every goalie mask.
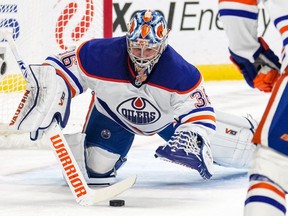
[126,10,169,81]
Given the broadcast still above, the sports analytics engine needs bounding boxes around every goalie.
[10,10,257,184]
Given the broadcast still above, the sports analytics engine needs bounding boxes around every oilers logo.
[117,97,160,125]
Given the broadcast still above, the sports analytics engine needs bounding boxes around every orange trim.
[141,24,150,38]
[219,0,257,5]
[42,63,77,97]
[55,68,77,97]
[148,75,203,94]
[252,73,288,144]
[280,134,288,141]
[76,43,130,84]
[127,56,203,94]
[76,41,90,77]
[184,114,216,124]
[248,182,286,199]
[143,10,153,22]
[280,25,288,35]
[82,91,95,133]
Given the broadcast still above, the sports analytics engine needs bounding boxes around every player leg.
[67,97,134,185]
[244,72,288,216]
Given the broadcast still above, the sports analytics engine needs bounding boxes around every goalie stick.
[0,30,137,205]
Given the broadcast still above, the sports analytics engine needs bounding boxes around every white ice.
[0,81,286,216]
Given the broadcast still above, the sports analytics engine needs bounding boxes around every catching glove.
[155,130,213,179]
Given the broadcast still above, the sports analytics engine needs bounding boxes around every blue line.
[274,15,288,27]
[178,107,214,122]
[283,38,288,47]
[245,196,286,214]
[219,9,258,20]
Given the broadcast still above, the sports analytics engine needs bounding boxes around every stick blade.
[79,175,137,206]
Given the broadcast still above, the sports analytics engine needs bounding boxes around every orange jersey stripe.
[280,25,288,35]
[55,68,77,97]
[82,92,95,133]
[248,182,286,199]
[184,114,216,124]
[148,74,203,95]
[219,0,257,5]
[42,62,77,97]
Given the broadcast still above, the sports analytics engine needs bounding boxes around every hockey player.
[10,10,257,185]
[219,0,288,215]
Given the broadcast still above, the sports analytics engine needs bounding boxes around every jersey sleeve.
[171,73,216,140]
[44,47,88,98]
[218,0,260,62]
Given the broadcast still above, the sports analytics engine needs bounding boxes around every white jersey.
[219,0,288,65]
[45,36,216,139]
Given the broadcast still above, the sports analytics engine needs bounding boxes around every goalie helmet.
[126,9,169,74]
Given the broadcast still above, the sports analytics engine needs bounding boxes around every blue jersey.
[45,36,216,139]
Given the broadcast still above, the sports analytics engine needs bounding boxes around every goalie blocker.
[9,64,71,140]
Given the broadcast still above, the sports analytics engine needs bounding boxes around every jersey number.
[190,89,211,108]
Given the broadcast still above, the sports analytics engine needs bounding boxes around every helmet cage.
[127,37,168,68]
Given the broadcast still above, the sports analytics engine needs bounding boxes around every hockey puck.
[109,199,125,207]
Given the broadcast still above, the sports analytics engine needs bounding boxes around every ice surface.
[0,81,286,216]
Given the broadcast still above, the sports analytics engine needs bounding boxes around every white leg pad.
[86,146,120,174]
[250,145,288,192]
[211,110,257,168]
[64,133,116,184]
[64,133,89,179]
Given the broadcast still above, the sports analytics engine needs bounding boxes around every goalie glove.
[230,37,281,92]
[155,131,213,179]
[9,64,71,140]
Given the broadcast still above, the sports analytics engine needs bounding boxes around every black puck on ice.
[109,199,125,207]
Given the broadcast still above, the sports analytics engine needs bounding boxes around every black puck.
[109,199,125,207]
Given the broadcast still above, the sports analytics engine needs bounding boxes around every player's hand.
[230,37,281,92]
[253,66,280,92]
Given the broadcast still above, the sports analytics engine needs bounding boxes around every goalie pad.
[211,110,258,168]
[9,65,71,140]
[65,133,127,185]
